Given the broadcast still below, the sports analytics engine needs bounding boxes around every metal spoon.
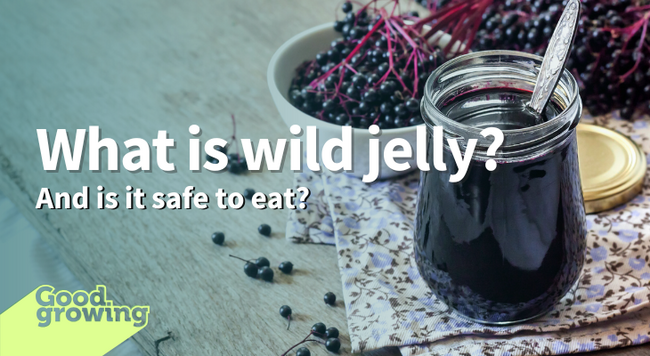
[527,0,581,115]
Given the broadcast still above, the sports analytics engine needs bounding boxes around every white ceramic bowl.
[267,23,422,180]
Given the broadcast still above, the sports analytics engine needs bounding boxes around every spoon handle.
[528,0,581,115]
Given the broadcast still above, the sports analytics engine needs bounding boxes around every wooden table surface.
[0,0,648,355]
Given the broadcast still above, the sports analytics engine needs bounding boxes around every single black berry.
[358,117,370,128]
[341,1,353,13]
[351,74,367,88]
[349,27,366,40]
[334,113,349,126]
[405,98,419,112]
[243,188,255,200]
[380,102,393,114]
[325,338,341,353]
[244,262,258,278]
[296,347,311,356]
[363,88,378,103]
[255,257,270,268]
[620,106,634,120]
[394,103,408,117]
[279,304,293,328]
[279,261,294,274]
[409,115,424,126]
[322,99,336,112]
[315,51,328,65]
[377,62,389,75]
[206,154,219,164]
[366,73,380,86]
[301,87,315,101]
[345,85,360,100]
[279,305,292,318]
[344,12,355,25]
[331,39,345,51]
[379,80,395,94]
[327,48,341,62]
[324,292,337,306]
[312,322,327,336]
[211,232,225,245]
[258,266,274,282]
[357,101,371,114]
[325,327,339,338]
[228,162,242,174]
[258,224,272,236]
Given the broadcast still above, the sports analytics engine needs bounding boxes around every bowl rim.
[267,22,418,135]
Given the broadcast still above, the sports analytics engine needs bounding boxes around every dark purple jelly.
[415,88,586,323]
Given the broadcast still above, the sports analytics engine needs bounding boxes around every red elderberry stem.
[421,5,468,40]
[627,5,650,12]
[620,18,648,83]
[415,0,470,32]
[309,17,386,88]
[389,18,421,93]
[392,20,417,45]
[280,331,323,356]
[228,255,251,263]
[229,114,241,160]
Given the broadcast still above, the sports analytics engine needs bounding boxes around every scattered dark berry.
[228,162,242,174]
[279,304,293,328]
[244,262,258,278]
[279,261,294,274]
[243,188,255,200]
[255,257,270,268]
[324,292,337,306]
[325,338,341,353]
[296,348,311,356]
[258,224,272,237]
[211,232,225,245]
[258,266,274,282]
[325,327,339,338]
[312,322,327,336]
[279,305,292,318]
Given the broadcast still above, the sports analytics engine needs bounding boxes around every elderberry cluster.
[289,1,445,129]
[228,255,294,282]
[206,149,249,175]
[205,115,250,173]
[282,323,341,355]
[469,0,650,119]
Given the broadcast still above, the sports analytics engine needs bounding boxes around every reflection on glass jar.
[415,51,586,324]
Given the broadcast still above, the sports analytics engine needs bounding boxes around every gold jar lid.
[577,123,646,214]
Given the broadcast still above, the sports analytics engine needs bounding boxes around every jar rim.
[421,50,581,149]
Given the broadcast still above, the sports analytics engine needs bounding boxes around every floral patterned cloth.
[286,113,650,356]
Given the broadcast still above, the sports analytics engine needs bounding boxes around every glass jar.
[415,50,586,324]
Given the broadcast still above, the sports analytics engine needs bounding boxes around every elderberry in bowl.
[267,22,452,179]
[415,50,586,324]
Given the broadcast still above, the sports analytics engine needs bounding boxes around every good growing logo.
[35,285,149,327]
